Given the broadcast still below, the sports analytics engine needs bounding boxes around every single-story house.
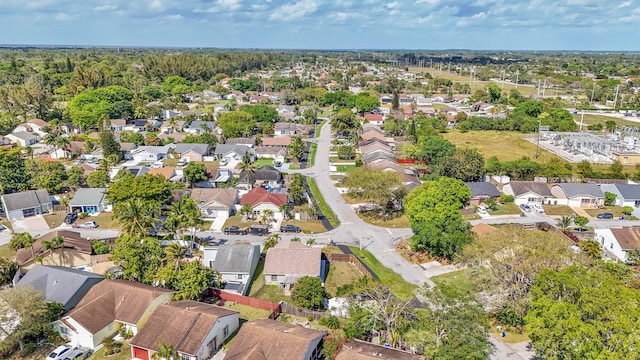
[224,318,327,360]
[203,244,261,295]
[549,183,604,207]
[502,181,553,205]
[213,144,252,162]
[262,135,292,147]
[147,166,180,182]
[69,187,111,214]
[362,150,396,164]
[190,188,238,219]
[254,146,287,162]
[240,187,288,217]
[237,165,283,190]
[363,114,384,126]
[184,121,216,135]
[335,340,423,360]
[15,230,94,269]
[172,143,210,162]
[359,141,393,155]
[16,265,104,312]
[212,169,233,185]
[600,184,640,208]
[13,119,48,137]
[5,131,39,147]
[52,280,174,350]
[465,182,501,205]
[110,119,127,132]
[1,189,52,221]
[130,300,239,360]
[224,138,255,147]
[263,241,323,288]
[131,145,172,163]
[274,122,312,136]
[594,226,640,263]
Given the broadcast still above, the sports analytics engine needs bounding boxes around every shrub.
[102,337,122,356]
[574,215,589,227]
[623,206,634,216]
[119,326,133,340]
[485,198,498,211]
[496,305,525,327]
[78,212,89,219]
[19,343,36,357]
[499,194,514,203]
[319,316,341,329]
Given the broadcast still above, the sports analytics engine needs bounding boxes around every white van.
[177,158,188,166]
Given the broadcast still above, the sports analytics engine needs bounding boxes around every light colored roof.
[132,145,173,155]
[554,183,604,198]
[210,244,260,273]
[130,300,238,356]
[17,265,104,311]
[9,131,38,141]
[254,146,287,157]
[225,319,326,360]
[174,143,209,155]
[190,188,238,208]
[214,144,251,156]
[508,181,552,197]
[263,241,321,277]
[69,188,107,206]
[147,166,176,180]
[28,118,49,127]
[65,280,174,333]
[611,227,640,251]
[261,136,291,147]
[1,189,51,212]
[336,340,424,360]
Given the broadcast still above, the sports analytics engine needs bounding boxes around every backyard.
[348,246,417,300]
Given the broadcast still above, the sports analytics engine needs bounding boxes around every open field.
[573,113,640,128]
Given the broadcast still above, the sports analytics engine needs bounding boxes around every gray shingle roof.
[1,189,51,212]
[10,131,39,141]
[465,182,501,198]
[69,188,106,206]
[238,165,282,184]
[214,144,250,156]
[508,181,552,197]
[173,143,209,155]
[17,265,104,312]
[211,244,259,273]
[614,184,640,200]
[555,183,604,198]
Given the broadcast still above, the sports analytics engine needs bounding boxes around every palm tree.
[113,198,159,236]
[164,243,188,271]
[42,236,64,265]
[51,236,65,266]
[152,342,176,360]
[279,203,290,221]
[556,215,573,230]
[18,233,36,260]
[263,209,274,223]
[240,204,253,220]
[167,197,202,248]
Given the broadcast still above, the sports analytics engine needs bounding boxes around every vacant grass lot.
[488,203,521,215]
[348,246,417,300]
[573,113,640,128]
[543,205,574,216]
[324,261,366,296]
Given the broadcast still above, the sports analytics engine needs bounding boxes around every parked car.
[61,349,86,360]
[519,204,532,213]
[281,224,301,233]
[46,345,74,360]
[597,212,614,219]
[249,224,269,236]
[532,203,545,213]
[177,158,188,166]
[78,221,98,229]
[64,213,78,225]
[223,225,248,235]
[477,206,487,215]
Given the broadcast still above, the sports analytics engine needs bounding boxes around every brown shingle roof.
[130,300,238,355]
[336,340,423,360]
[190,188,238,209]
[16,230,92,265]
[240,187,287,208]
[65,280,174,333]
[263,241,321,277]
[261,136,291,147]
[225,319,326,360]
[147,166,176,180]
[29,118,49,127]
[611,227,640,250]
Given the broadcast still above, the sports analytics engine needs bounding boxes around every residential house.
[1,189,52,221]
[130,300,239,360]
[212,169,233,186]
[263,241,323,287]
[277,105,296,116]
[237,165,283,190]
[359,141,393,156]
[203,244,261,295]
[367,159,421,190]
[190,188,238,219]
[161,109,181,120]
[465,182,501,206]
[69,187,111,214]
[362,150,396,164]
[16,265,104,312]
[15,230,93,269]
[335,340,423,360]
[184,121,216,135]
[224,318,326,360]
[274,122,312,136]
[131,145,172,163]
[398,95,413,106]
[147,166,180,182]
[225,138,256,147]
[600,184,640,209]
[364,113,384,127]
[119,142,138,160]
[173,143,210,162]
[594,226,640,263]
[48,141,86,160]
[379,95,393,105]
[549,183,604,207]
[240,187,287,218]
[213,144,252,162]
[109,119,127,132]
[52,280,174,350]
[262,135,292,147]
[502,181,553,205]
[159,119,185,134]
[13,118,49,137]
[121,166,151,178]
[254,146,287,163]
[5,131,39,147]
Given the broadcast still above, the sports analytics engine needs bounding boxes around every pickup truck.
[223,226,248,235]
[281,224,301,233]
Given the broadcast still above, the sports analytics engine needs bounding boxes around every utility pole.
[614,84,620,109]
[515,71,519,89]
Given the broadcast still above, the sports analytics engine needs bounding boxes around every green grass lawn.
[45,211,120,230]
[543,205,575,216]
[431,268,480,295]
[255,158,275,167]
[307,177,340,228]
[572,113,640,128]
[324,261,365,297]
[488,203,521,215]
[336,164,356,172]
[43,211,67,228]
[289,163,300,170]
[221,302,273,322]
[584,206,626,218]
[247,258,266,297]
[0,245,16,260]
[315,120,326,138]
[308,143,318,167]
[348,246,417,300]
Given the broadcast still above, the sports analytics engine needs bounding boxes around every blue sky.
[0,0,638,50]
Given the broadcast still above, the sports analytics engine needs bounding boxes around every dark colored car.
[281,224,301,233]
[223,226,248,235]
[249,225,269,236]
[64,213,78,225]
[597,212,614,219]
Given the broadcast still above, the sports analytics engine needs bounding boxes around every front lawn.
[281,219,327,234]
[431,268,480,295]
[584,206,626,218]
[44,212,121,230]
[488,203,521,215]
[348,246,417,300]
[335,164,356,172]
[542,205,574,216]
[255,158,275,167]
[288,163,300,170]
[43,211,67,229]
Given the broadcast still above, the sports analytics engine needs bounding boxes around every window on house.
[237,274,243,280]
[209,261,215,268]
[271,275,278,281]
[59,326,68,335]
[611,243,614,249]
[180,353,191,360]
[208,337,217,357]
[223,325,229,337]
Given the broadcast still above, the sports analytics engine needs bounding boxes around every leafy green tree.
[577,239,601,259]
[0,286,57,351]
[435,148,485,182]
[354,92,380,113]
[604,191,617,206]
[576,160,595,178]
[0,258,18,287]
[302,108,318,125]
[623,205,634,215]
[556,215,572,230]
[331,108,360,135]
[342,166,405,212]
[68,86,133,129]
[106,173,173,205]
[173,261,220,300]
[574,215,589,227]
[240,104,278,123]
[609,160,626,179]
[182,132,218,147]
[322,90,355,108]
[109,234,163,284]
[183,162,208,187]
[289,174,306,205]
[28,160,67,193]
[404,177,471,259]
[86,170,110,188]
[218,111,254,138]
[161,76,191,94]
[291,276,329,310]
[166,196,202,244]
[152,342,177,360]
[113,198,159,236]
[91,240,111,255]
[0,148,29,194]
[287,136,306,161]
[415,136,456,165]
[526,264,640,360]
[337,145,355,160]
[487,83,502,103]
[65,166,85,190]
[119,131,145,146]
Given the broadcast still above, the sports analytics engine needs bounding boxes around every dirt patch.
[395,239,448,265]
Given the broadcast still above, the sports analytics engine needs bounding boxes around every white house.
[5,132,39,147]
[594,226,640,263]
[549,183,604,207]
[601,184,640,208]
[503,181,553,205]
[13,119,49,137]
[1,189,52,221]
[131,145,173,163]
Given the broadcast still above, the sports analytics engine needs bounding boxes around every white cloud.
[217,0,242,10]
[618,0,633,7]
[269,0,317,21]
[53,12,72,20]
[167,14,183,20]
[94,4,117,11]
[386,1,398,9]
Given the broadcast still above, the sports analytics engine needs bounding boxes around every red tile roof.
[364,114,383,121]
[240,187,287,208]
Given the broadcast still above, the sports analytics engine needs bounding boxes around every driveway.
[11,215,51,236]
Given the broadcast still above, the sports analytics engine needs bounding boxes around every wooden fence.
[207,289,281,320]
[325,253,373,278]
[279,302,326,321]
